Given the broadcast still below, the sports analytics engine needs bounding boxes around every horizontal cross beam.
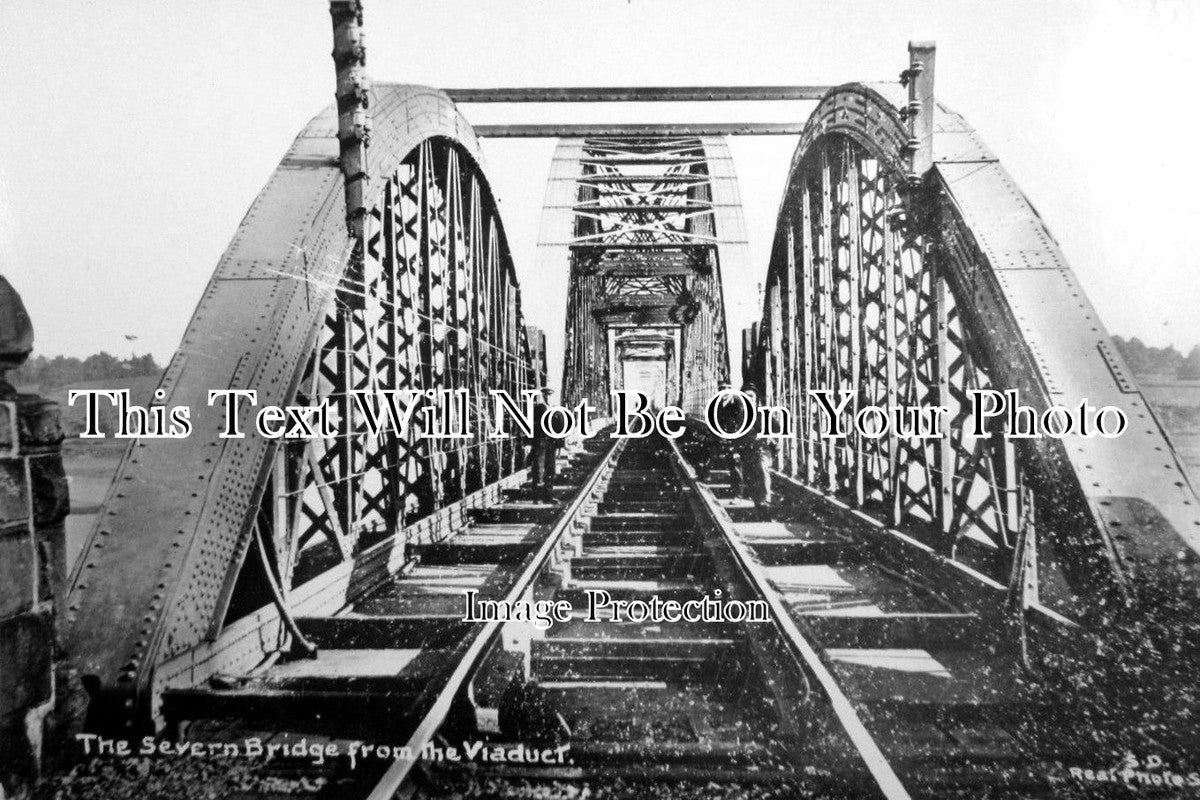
[593,307,675,325]
[445,85,830,103]
[473,122,806,138]
[568,175,716,184]
[569,242,716,251]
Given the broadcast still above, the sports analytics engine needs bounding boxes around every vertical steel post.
[932,254,954,548]
[800,185,816,486]
[882,190,901,525]
[768,281,784,468]
[330,0,371,240]
[903,40,947,541]
[418,144,437,513]
[903,41,936,185]
[469,180,488,487]
[818,151,838,493]
[844,147,865,506]
[741,327,756,387]
[785,220,799,478]
[380,178,406,533]
[1007,485,1039,671]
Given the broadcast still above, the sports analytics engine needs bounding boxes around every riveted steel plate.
[1096,339,1139,394]
[937,162,1066,271]
[933,104,995,164]
[931,110,1200,580]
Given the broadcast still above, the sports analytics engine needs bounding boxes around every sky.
[2,0,1199,383]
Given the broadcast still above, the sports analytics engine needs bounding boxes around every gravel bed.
[35,757,332,800]
[420,775,839,800]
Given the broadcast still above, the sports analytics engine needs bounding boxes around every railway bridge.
[60,5,1200,799]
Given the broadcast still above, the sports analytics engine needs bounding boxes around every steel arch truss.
[243,139,535,605]
[760,136,1024,573]
[64,88,536,728]
[750,83,1200,627]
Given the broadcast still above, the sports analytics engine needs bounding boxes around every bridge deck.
[133,436,1196,800]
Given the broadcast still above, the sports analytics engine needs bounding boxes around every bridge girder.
[746,62,1200,639]
[64,86,538,730]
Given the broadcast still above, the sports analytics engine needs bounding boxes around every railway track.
[153,434,617,797]
[404,435,856,800]
[149,432,1195,800]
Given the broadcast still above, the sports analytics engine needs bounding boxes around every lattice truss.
[758,136,1025,573]
[245,138,536,594]
[562,138,729,412]
[603,275,689,298]
[572,138,718,247]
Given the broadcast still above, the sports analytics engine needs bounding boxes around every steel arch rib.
[928,98,1200,617]
[63,85,529,727]
[755,81,1200,627]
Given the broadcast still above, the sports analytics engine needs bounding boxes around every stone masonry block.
[0,525,36,618]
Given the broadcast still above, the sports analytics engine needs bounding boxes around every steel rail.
[365,437,626,800]
[773,470,1081,631]
[445,86,831,103]
[665,437,913,800]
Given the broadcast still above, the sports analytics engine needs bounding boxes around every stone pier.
[0,276,73,799]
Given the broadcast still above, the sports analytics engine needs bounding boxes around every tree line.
[6,337,1199,392]
[9,352,162,389]
[1112,336,1200,380]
